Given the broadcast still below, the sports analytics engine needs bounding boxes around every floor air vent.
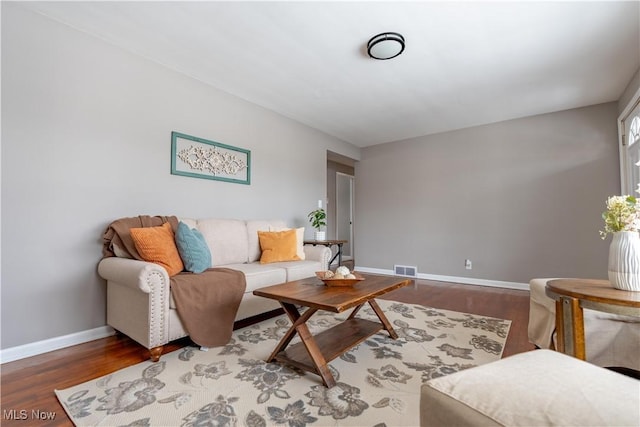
[394,265,417,277]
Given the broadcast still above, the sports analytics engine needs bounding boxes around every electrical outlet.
[465,259,472,270]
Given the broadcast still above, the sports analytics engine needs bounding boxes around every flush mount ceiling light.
[367,32,405,60]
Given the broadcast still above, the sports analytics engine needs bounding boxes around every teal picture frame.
[171,131,251,185]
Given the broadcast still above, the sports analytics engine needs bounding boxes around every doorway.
[326,152,356,269]
[335,172,354,262]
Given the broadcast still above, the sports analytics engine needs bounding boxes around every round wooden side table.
[545,279,640,360]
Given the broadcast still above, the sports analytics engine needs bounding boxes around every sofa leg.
[149,346,163,362]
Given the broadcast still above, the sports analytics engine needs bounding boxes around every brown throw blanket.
[102,215,246,347]
[102,215,179,259]
[171,268,246,347]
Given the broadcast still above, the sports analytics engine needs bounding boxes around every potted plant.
[308,208,327,240]
[600,195,640,291]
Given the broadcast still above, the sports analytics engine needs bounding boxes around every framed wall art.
[171,131,251,185]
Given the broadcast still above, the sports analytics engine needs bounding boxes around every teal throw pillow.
[176,222,212,273]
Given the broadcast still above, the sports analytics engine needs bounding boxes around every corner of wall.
[619,67,640,114]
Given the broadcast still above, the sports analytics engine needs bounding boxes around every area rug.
[55,300,511,426]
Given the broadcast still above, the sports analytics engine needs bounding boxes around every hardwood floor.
[0,279,534,426]
[379,279,534,358]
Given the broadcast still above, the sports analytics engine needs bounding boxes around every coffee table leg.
[295,322,336,388]
[267,302,336,388]
[267,303,317,362]
[347,303,364,319]
[368,299,398,339]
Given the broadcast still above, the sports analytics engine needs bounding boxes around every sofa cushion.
[196,219,248,266]
[223,263,287,293]
[269,259,323,281]
[176,222,212,273]
[168,261,321,309]
[258,230,301,264]
[130,222,184,276]
[179,217,198,229]
[292,227,306,260]
[246,220,287,262]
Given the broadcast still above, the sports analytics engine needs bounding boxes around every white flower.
[600,195,640,239]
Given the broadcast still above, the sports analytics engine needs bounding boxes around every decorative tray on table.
[315,267,365,287]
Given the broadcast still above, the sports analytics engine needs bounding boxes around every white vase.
[608,231,640,291]
[314,231,326,241]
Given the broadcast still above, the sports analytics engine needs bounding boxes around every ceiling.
[19,1,640,148]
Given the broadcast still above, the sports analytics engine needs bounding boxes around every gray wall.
[355,103,621,283]
[2,2,636,353]
[1,4,359,350]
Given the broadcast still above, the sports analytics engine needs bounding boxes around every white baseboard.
[0,326,115,364]
[355,266,529,291]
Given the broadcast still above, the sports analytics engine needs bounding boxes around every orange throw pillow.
[258,229,301,264]
[130,222,184,276]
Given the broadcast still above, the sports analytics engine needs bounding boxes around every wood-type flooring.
[0,279,534,426]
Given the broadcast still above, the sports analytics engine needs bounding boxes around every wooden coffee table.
[253,273,412,387]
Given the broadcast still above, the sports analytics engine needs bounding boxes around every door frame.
[618,86,640,194]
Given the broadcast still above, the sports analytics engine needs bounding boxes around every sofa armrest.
[303,244,332,270]
[98,257,169,294]
[98,257,176,352]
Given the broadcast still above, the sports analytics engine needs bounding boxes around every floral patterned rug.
[55,300,510,426]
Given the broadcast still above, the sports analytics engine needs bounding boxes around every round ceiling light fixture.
[367,32,405,60]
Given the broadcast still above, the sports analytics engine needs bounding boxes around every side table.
[304,239,348,267]
[545,279,640,360]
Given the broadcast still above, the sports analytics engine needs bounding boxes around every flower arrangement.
[600,195,640,239]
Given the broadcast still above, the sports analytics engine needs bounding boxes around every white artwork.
[171,132,251,184]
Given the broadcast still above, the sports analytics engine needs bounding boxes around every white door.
[335,173,354,258]
[621,100,640,195]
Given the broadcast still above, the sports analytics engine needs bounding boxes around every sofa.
[528,278,640,370]
[98,217,331,361]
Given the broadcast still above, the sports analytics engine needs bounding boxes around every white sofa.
[528,278,640,370]
[98,218,331,361]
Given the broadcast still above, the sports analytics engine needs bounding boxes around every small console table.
[545,279,640,360]
[304,239,348,267]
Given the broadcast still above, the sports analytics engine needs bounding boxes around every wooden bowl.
[315,271,365,287]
